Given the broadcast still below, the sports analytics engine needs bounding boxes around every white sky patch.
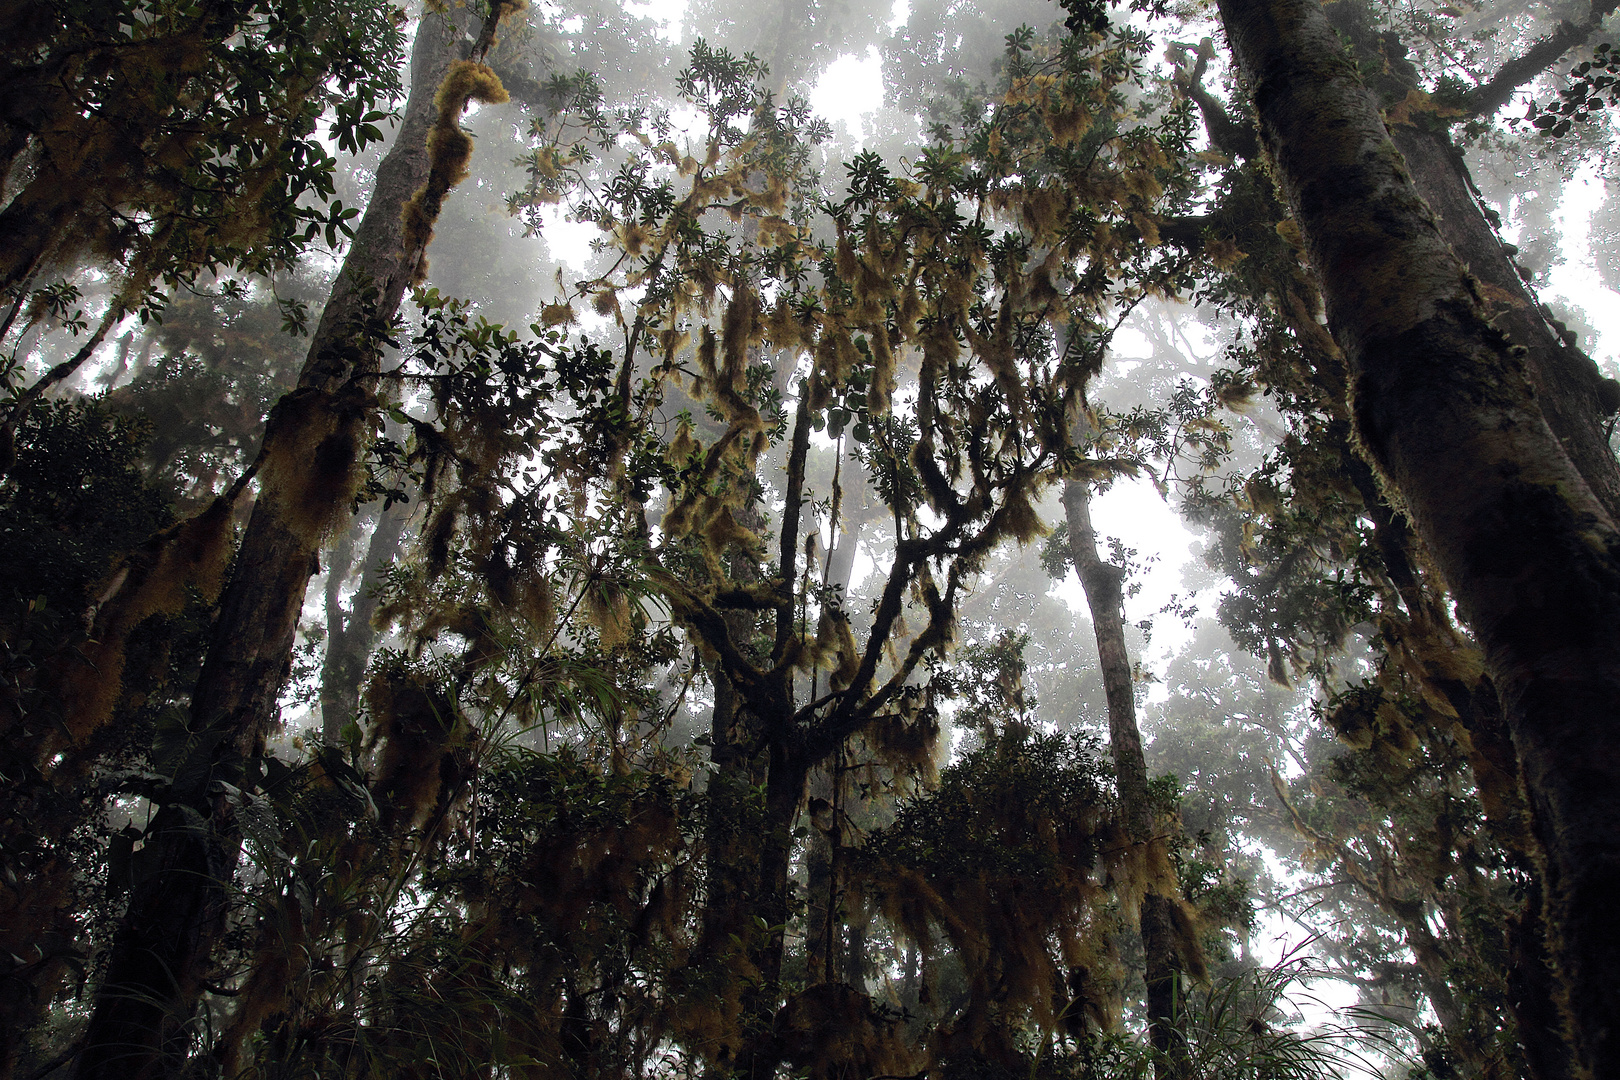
[809,47,885,145]
[625,0,685,42]
[1046,318,1219,678]
[1047,474,1200,696]
[533,203,601,275]
[1090,478,1196,627]
[1545,159,1619,372]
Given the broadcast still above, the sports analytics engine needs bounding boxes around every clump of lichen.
[401,60,509,284]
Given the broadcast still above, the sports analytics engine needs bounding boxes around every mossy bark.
[1216,0,1620,1072]
[1324,0,1620,526]
[804,786,834,985]
[70,17,459,1079]
[1063,478,1187,1077]
[691,480,805,1077]
[1345,431,1566,1079]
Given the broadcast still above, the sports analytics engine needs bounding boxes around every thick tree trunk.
[1345,439,1565,1079]
[70,18,460,1080]
[1216,0,1620,1073]
[1396,123,1620,520]
[725,740,806,1080]
[697,683,807,1079]
[1293,459,1548,1077]
[1324,0,1620,525]
[1063,479,1186,1077]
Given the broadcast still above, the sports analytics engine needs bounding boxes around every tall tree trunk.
[70,17,464,1079]
[697,681,806,1079]
[1216,0,1620,1072]
[1325,0,1620,525]
[1344,438,1565,1080]
[804,767,835,985]
[696,490,804,1078]
[319,496,411,741]
[1179,19,1571,1072]
[806,493,863,989]
[1063,478,1187,1077]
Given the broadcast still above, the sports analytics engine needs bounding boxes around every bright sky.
[809,49,887,142]
[1542,159,1619,365]
[793,22,1620,671]
[507,0,1620,703]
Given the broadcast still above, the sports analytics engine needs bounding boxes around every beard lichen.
[257,382,376,545]
[401,60,510,285]
[58,495,234,744]
[856,727,1129,1053]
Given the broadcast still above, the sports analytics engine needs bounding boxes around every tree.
[67,6,516,1072]
[7,0,1619,1075]
[1064,472,1198,1076]
[0,400,180,1078]
[0,0,405,453]
[1215,0,1620,1073]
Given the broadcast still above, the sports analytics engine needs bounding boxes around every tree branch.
[1462,0,1620,118]
[1172,38,1261,158]
[772,392,812,663]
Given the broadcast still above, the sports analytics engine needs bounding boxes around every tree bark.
[804,773,834,985]
[1177,0,1620,525]
[1324,0,1620,525]
[1216,0,1620,1073]
[70,17,460,1079]
[1332,390,1557,1080]
[693,480,805,1078]
[1063,478,1187,1077]
[696,692,806,1080]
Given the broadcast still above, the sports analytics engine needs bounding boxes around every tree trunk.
[70,17,461,1079]
[1345,437,1566,1080]
[1216,0,1620,1072]
[805,495,863,989]
[0,176,75,303]
[1063,479,1187,1077]
[697,680,807,1079]
[804,768,835,985]
[320,496,411,741]
[1325,0,1620,525]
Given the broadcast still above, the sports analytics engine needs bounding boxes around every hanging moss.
[365,658,472,834]
[0,400,192,745]
[257,383,377,545]
[401,60,510,284]
[772,983,922,1080]
[583,581,634,651]
[858,728,1128,1047]
[57,494,233,744]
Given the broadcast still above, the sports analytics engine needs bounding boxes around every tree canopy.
[2,0,1618,1077]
